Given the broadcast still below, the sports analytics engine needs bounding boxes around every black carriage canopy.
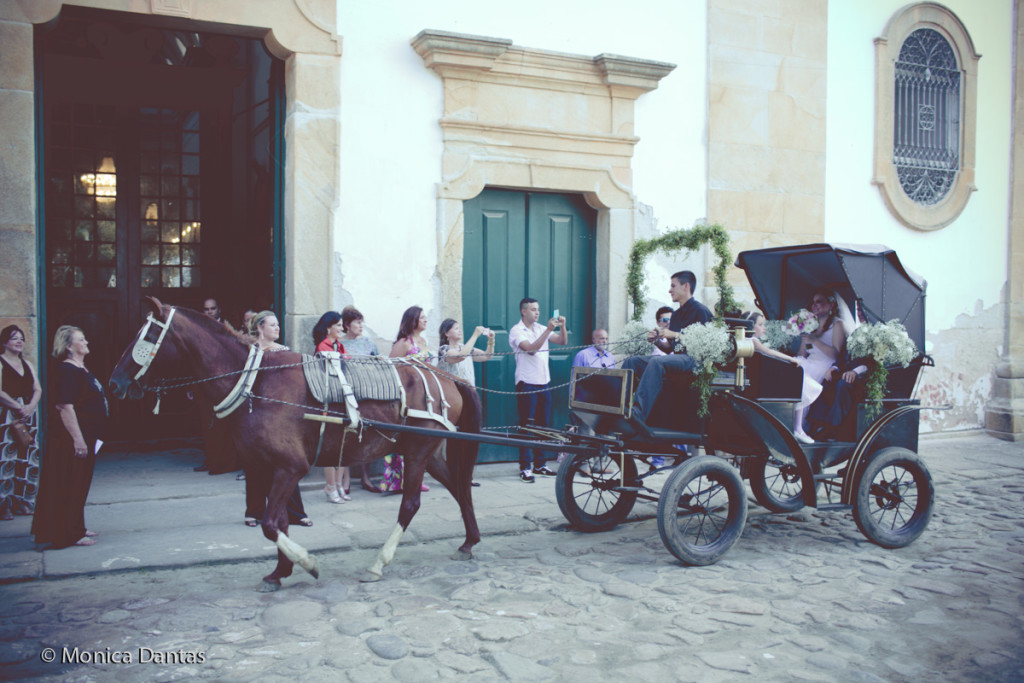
[735,243,927,351]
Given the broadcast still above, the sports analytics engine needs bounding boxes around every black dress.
[1,356,39,516]
[31,362,108,549]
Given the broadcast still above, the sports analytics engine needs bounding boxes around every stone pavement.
[0,432,1022,682]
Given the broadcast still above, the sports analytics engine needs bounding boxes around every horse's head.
[109,296,180,400]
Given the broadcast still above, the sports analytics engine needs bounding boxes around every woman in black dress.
[31,325,108,548]
[0,325,43,519]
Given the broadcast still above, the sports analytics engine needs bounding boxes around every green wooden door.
[463,189,596,463]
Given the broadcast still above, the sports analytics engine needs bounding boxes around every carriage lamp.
[731,326,755,389]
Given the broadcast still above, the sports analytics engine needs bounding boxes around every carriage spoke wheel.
[556,451,638,532]
[853,447,933,549]
[749,458,814,513]
[657,456,746,566]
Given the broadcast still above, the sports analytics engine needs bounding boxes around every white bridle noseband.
[131,308,176,381]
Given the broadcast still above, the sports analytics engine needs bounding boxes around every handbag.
[8,421,32,451]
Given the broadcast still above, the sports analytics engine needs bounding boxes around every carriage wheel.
[657,456,746,566]
[749,457,813,513]
[853,447,933,549]
[555,451,638,532]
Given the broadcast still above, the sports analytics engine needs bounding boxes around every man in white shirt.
[509,297,567,482]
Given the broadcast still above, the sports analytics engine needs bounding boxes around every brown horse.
[108,298,482,591]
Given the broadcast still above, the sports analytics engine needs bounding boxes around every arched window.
[873,5,979,230]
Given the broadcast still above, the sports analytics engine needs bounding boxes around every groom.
[623,270,713,427]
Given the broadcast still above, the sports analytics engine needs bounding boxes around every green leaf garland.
[627,224,738,321]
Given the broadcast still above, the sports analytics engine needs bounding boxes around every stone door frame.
[0,0,340,351]
[412,30,675,337]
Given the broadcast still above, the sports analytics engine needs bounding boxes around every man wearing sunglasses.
[651,306,674,357]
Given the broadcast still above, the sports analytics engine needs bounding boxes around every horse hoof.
[360,571,383,583]
[258,580,281,593]
[450,549,473,562]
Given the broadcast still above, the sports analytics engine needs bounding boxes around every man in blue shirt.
[573,329,615,369]
[622,270,713,428]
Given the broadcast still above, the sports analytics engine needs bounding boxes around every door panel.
[463,189,596,463]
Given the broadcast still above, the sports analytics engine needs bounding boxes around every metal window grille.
[893,28,960,206]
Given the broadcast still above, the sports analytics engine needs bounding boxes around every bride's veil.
[834,292,858,333]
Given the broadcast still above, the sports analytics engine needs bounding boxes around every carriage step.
[816,503,852,512]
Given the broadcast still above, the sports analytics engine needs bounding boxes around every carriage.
[109,243,937,586]
[535,242,937,565]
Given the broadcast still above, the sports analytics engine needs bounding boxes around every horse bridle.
[131,307,176,381]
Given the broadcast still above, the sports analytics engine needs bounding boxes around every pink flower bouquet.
[784,309,818,336]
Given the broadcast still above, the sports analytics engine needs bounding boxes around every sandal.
[361,479,381,494]
[84,530,98,537]
[296,517,313,527]
[244,517,259,527]
[74,537,96,546]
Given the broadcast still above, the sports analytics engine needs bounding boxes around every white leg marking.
[366,523,405,579]
[276,531,319,577]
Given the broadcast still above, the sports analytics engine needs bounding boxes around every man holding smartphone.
[509,298,567,482]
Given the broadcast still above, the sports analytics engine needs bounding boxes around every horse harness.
[130,309,457,462]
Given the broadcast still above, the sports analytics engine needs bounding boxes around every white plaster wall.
[824,0,1012,333]
[825,0,1013,431]
[335,0,708,345]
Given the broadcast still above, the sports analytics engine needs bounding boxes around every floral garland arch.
[626,223,739,321]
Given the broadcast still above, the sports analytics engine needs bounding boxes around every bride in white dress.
[794,291,850,443]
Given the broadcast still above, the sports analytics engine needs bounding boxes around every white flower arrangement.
[761,319,794,352]
[847,320,918,418]
[676,322,732,417]
[847,320,917,368]
[784,309,818,336]
[677,322,731,370]
[615,319,654,358]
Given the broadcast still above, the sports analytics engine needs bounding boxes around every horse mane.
[170,306,255,349]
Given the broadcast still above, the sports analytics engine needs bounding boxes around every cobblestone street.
[0,433,1022,682]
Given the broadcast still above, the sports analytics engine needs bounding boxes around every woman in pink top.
[385,306,432,493]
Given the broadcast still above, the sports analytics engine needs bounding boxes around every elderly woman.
[31,326,108,548]
[0,325,43,519]
[337,306,383,494]
[240,311,313,527]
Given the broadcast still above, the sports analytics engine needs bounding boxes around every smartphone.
[553,309,560,319]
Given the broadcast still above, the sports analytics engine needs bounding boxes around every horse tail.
[450,380,482,492]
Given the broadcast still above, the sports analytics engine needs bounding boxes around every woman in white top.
[436,319,495,386]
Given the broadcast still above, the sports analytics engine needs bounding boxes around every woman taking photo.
[312,311,349,503]
[32,326,107,548]
[241,311,313,527]
[0,325,43,520]
[436,318,494,386]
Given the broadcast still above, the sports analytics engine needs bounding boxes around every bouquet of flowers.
[677,322,731,416]
[847,320,918,418]
[760,319,793,351]
[615,319,654,358]
[784,309,818,336]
